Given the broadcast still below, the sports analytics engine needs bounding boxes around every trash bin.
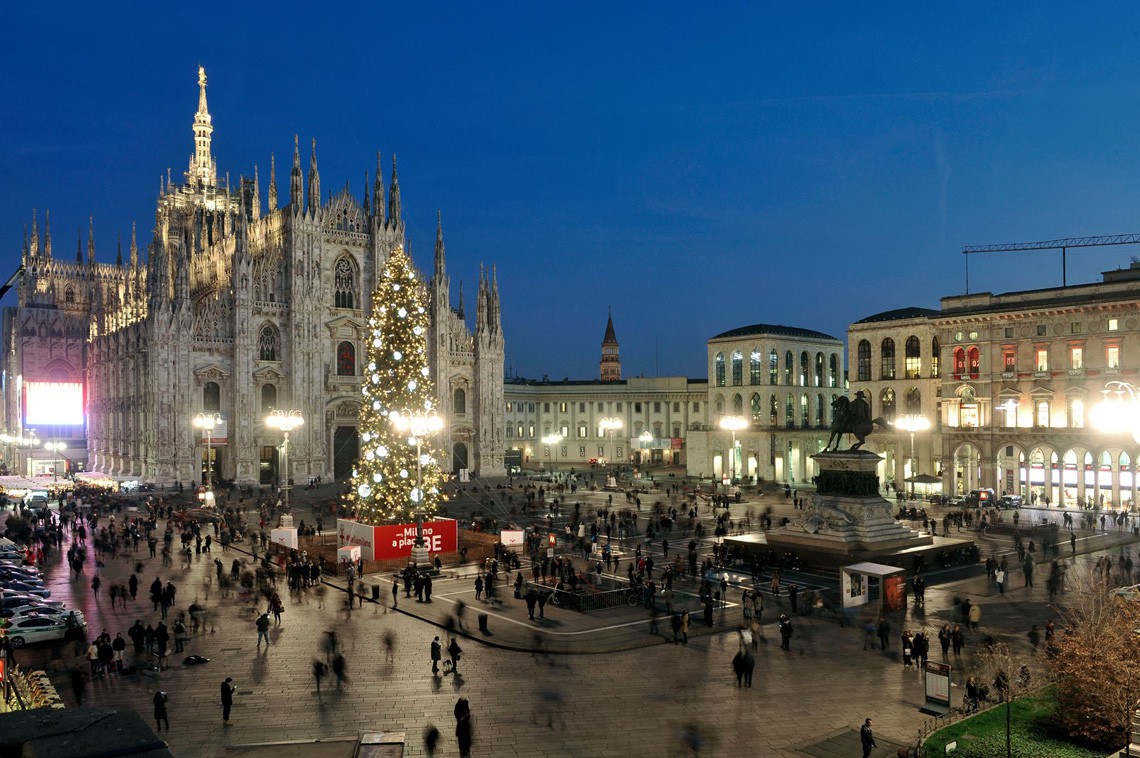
[478,613,489,633]
[372,584,380,601]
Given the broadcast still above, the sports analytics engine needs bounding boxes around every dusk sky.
[5,4,1140,380]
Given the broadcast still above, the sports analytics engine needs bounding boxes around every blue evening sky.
[4,3,1140,379]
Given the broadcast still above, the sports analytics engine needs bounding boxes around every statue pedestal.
[271,511,299,550]
[766,451,932,562]
[410,544,431,570]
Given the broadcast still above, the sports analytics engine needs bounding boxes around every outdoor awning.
[905,474,942,484]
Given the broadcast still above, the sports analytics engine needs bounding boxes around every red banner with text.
[371,519,459,561]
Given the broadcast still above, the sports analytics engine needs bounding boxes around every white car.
[0,593,64,613]
[3,606,85,626]
[1,615,75,647]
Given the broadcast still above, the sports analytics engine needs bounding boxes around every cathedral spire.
[251,164,261,219]
[130,221,139,267]
[387,154,402,222]
[363,170,371,214]
[189,66,216,189]
[116,233,123,266]
[44,209,52,259]
[373,152,386,223]
[434,210,446,276]
[76,227,82,265]
[307,138,320,213]
[268,152,278,210]
[491,263,501,331]
[87,216,96,266]
[457,280,465,320]
[290,134,303,210]
[22,225,28,262]
[29,209,39,259]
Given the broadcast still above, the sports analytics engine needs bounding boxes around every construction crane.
[0,264,25,300]
[962,234,1140,293]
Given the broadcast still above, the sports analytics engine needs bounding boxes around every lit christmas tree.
[348,245,444,524]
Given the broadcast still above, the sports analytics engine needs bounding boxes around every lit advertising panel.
[24,382,85,426]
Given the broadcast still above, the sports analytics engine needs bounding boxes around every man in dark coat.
[220,677,235,723]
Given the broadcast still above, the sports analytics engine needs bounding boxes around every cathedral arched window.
[203,382,221,411]
[64,287,75,304]
[336,341,356,376]
[454,388,467,415]
[259,325,278,362]
[334,257,357,310]
[261,384,277,413]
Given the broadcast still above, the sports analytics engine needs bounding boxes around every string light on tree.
[347,245,445,524]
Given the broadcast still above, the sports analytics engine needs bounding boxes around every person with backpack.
[255,612,271,648]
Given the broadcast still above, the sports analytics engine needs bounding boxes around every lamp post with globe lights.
[43,441,66,482]
[193,412,222,496]
[719,416,748,485]
[266,409,304,512]
[391,410,444,568]
[896,414,931,497]
[542,432,564,477]
[638,431,654,468]
[598,417,623,465]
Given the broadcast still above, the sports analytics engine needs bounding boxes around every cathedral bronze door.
[333,426,359,480]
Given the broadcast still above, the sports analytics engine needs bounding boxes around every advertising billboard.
[337,519,378,560]
[372,519,458,560]
[24,381,85,426]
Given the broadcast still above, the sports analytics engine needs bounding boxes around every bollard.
[478,613,489,633]
[371,584,380,601]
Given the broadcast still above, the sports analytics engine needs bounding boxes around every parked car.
[2,606,85,626]
[0,562,42,578]
[996,495,1023,509]
[0,593,64,612]
[966,488,997,507]
[1,580,49,598]
[0,615,77,647]
[946,495,966,507]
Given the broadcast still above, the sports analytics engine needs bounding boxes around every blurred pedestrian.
[454,697,473,757]
[332,654,347,690]
[153,690,169,732]
[313,659,328,693]
[220,677,235,723]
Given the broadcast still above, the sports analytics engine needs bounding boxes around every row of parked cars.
[1,541,88,648]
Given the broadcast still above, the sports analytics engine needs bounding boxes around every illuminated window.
[881,338,896,380]
[815,353,824,387]
[904,336,921,379]
[784,351,794,385]
[815,394,825,427]
[1070,347,1083,370]
[731,351,743,386]
[1068,398,1084,428]
[829,354,839,387]
[1035,400,1050,427]
[559,402,568,413]
[799,352,809,386]
[785,394,794,428]
[336,341,356,376]
[715,352,725,387]
[577,423,587,438]
[800,394,809,427]
[1003,351,1016,372]
[1107,345,1121,369]
[1036,349,1049,372]
[750,393,762,418]
[769,350,778,385]
[953,348,966,376]
[967,347,980,378]
[750,350,761,385]
[1109,318,1119,331]
[769,395,778,426]
[931,338,941,377]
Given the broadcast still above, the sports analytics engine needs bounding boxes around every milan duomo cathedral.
[4,67,506,486]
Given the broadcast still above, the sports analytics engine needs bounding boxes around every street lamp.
[599,417,623,465]
[896,414,931,497]
[638,430,654,469]
[391,410,444,567]
[719,416,747,484]
[542,432,563,476]
[265,409,304,512]
[43,441,66,482]
[193,412,222,494]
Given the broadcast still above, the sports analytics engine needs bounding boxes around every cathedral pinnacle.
[388,155,402,222]
[44,209,52,259]
[307,138,320,213]
[87,216,96,266]
[30,209,39,258]
[130,221,139,267]
[116,233,123,266]
[189,66,216,189]
[374,152,386,223]
[268,152,278,210]
[290,134,303,210]
[435,210,446,275]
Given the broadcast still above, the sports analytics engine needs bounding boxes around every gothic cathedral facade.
[4,68,505,486]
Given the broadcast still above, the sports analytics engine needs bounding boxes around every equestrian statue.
[824,391,891,451]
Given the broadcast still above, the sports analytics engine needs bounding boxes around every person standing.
[430,636,442,676]
[454,697,473,758]
[995,566,1006,594]
[153,691,169,732]
[447,636,462,675]
[860,718,876,758]
[788,583,799,614]
[256,612,271,648]
[779,614,793,651]
[877,617,891,651]
[220,677,235,723]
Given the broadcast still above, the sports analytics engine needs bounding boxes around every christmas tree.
[348,245,445,524]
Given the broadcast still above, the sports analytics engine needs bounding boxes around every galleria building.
[2,68,505,487]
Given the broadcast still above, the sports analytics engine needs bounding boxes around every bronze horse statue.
[825,393,891,451]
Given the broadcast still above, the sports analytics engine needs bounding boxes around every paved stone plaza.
[5,482,1133,757]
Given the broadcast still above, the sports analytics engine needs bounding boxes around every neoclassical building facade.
[3,68,505,486]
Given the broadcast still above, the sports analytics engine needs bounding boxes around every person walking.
[220,677,235,723]
[877,617,891,651]
[788,583,799,614]
[860,718,876,758]
[332,654,347,690]
[312,659,329,693]
[995,567,1006,594]
[779,614,793,651]
[430,636,442,676]
[153,691,169,732]
[454,697,473,758]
